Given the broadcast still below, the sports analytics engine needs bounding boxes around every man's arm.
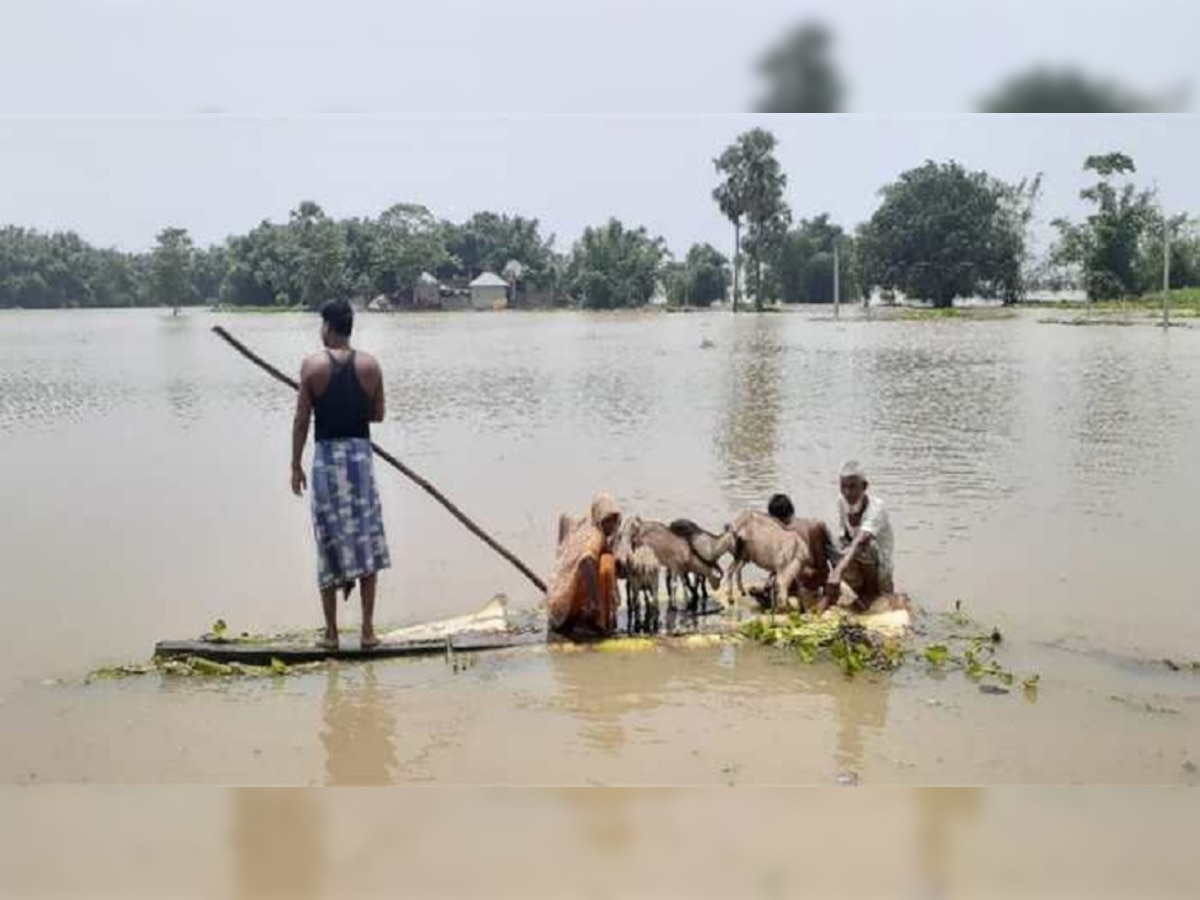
[370,359,386,423]
[291,358,314,495]
[830,529,873,580]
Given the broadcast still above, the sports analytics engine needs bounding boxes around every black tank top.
[313,350,372,442]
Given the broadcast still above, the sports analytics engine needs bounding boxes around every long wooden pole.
[211,325,548,593]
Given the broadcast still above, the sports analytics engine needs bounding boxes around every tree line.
[0,199,732,312]
[3,130,1197,311]
[711,129,1200,309]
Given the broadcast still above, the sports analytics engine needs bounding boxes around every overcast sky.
[1,1,1197,254]
[4,0,1197,114]
[2,115,1196,256]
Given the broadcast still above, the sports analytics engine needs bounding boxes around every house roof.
[417,272,439,285]
[470,271,508,288]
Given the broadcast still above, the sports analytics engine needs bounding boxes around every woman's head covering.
[589,492,621,527]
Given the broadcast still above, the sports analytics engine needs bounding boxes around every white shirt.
[831,495,893,580]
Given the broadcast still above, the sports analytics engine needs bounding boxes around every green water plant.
[87,655,321,682]
[741,603,1038,692]
[740,614,904,676]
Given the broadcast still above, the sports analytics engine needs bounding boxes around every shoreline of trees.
[2,129,1197,312]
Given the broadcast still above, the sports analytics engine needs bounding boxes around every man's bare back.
[300,348,384,404]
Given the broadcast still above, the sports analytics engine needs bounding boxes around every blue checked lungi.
[311,437,391,589]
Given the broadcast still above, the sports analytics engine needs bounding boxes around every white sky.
[1,1,1197,254]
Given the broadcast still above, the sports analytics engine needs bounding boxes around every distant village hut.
[469,272,509,311]
[414,272,441,309]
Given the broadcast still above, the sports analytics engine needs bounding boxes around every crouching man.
[820,461,895,614]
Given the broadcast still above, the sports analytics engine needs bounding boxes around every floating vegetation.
[741,604,1038,692]
[199,619,293,645]
[740,614,904,676]
[87,655,323,683]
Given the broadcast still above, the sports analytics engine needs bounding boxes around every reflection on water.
[543,639,895,781]
[863,332,1024,513]
[715,316,784,506]
[1064,335,1183,515]
[544,650,674,757]
[162,314,204,427]
[321,665,399,785]
[830,675,893,775]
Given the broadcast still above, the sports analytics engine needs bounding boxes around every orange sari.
[546,493,620,637]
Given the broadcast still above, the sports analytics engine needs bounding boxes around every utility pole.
[833,240,841,320]
[732,220,741,313]
[1162,214,1171,330]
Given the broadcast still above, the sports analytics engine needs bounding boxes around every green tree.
[858,161,1028,307]
[340,216,380,299]
[191,245,229,305]
[443,212,555,286]
[713,128,791,311]
[1050,152,1157,301]
[222,220,300,306]
[289,201,348,309]
[150,227,195,313]
[87,248,141,307]
[566,218,668,309]
[994,174,1043,303]
[713,151,747,312]
[663,243,730,307]
[368,203,449,295]
[755,21,845,113]
[777,215,860,304]
[1127,211,1200,296]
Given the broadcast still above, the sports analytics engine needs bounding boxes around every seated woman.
[546,492,622,639]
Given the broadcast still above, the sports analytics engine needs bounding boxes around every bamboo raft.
[154,630,547,665]
[153,595,913,665]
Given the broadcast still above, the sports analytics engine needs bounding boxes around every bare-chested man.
[765,493,831,605]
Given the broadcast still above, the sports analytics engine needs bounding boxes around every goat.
[725,510,811,614]
[627,517,728,628]
[626,545,662,634]
[667,519,736,616]
[613,519,663,634]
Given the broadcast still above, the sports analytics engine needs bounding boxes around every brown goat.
[613,519,660,633]
[725,510,811,614]
[627,517,733,626]
[626,545,662,633]
[668,519,736,612]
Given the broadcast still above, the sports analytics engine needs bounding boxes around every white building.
[469,272,509,310]
[414,271,441,308]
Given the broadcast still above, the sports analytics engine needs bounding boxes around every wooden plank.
[154,630,545,665]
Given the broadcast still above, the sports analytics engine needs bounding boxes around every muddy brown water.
[2,307,1199,786]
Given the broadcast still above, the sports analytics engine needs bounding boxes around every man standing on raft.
[291,299,390,650]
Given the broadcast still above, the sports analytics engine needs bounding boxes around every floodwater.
[2,307,1200,787]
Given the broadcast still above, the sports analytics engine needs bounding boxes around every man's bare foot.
[316,631,339,651]
[361,630,380,650]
